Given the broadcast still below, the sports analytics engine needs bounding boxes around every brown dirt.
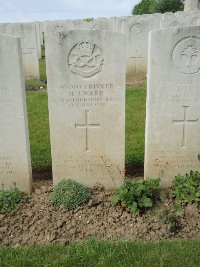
[0,178,200,247]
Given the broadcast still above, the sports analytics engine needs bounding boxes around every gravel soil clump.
[0,178,200,247]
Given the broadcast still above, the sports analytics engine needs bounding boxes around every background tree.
[132,0,184,15]
[132,0,155,15]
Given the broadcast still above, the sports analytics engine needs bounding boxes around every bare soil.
[0,177,200,247]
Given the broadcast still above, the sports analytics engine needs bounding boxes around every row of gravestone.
[1,10,200,85]
[1,25,200,194]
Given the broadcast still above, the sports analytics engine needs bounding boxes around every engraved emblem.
[169,21,180,27]
[172,37,200,74]
[68,41,104,78]
[130,23,143,37]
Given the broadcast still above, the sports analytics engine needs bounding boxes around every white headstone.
[82,18,115,31]
[44,20,74,35]
[161,10,200,28]
[46,30,125,188]
[45,18,115,35]
[184,0,199,11]
[145,26,200,187]
[122,14,161,85]
[0,23,9,34]
[6,23,40,80]
[0,35,32,193]
[160,16,188,28]
[34,22,42,59]
[39,21,45,46]
[185,11,200,25]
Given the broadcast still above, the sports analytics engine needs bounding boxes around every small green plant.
[0,189,29,214]
[172,171,200,206]
[25,79,46,91]
[112,179,161,213]
[51,179,91,210]
[161,204,182,235]
[83,18,94,22]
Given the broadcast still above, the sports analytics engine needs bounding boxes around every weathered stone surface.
[34,22,42,59]
[81,18,115,31]
[0,23,9,34]
[177,10,200,26]
[161,10,200,28]
[184,0,200,11]
[145,26,200,187]
[0,35,32,193]
[44,20,75,35]
[39,21,45,46]
[46,30,125,188]
[161,17,188,28]
[5,23,40,79]
[44,18,116,35]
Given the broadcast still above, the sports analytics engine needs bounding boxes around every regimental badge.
[68,41,104,78]
[172,37,200,74]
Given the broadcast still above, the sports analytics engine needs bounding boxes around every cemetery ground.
[1,82,200,260]
[1,61,200,265]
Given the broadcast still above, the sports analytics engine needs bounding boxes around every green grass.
[40,46,47,81]
[25,79,46,91]
[126,86,146,167]
[0,239,200,266]
[26,87,146,171]
[39,60,46,81]
[41,45,45,59]
[26,91,51,171]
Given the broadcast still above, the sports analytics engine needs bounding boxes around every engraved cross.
[173,106,198,148]
[130,49,142,73]
[75,110,100,151]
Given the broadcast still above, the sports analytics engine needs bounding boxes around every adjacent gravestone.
[39,21,45,46]
[33,22,42,59]
[0,35,32,193]
[6,23,40,80]
[0,23,9,34]
[45,18,115,35]
[44,20,74,35]
[82,18,115,31]
[184,0,200,11]
[177,10,200,26]
[122,14,161,85]
[145,26,200,187]
[160,17,188,28]
[161,10,200,28]
[46,30,125,188]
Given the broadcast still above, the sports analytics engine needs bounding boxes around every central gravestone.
[46,30,125,188]
[145,26,200,187]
